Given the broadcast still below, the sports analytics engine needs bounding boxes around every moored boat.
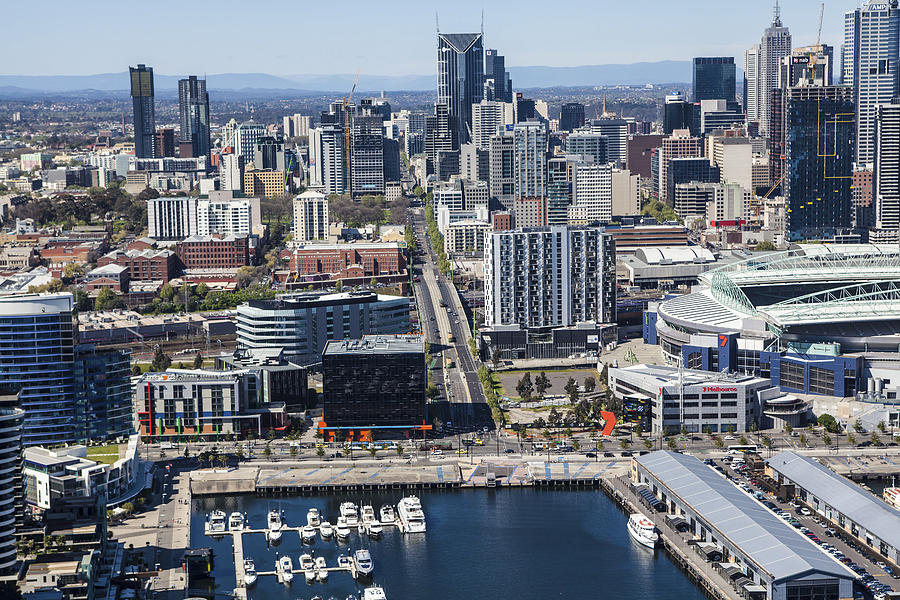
[627,513,659,549]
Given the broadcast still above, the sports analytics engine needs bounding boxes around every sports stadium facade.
[643,244,900,399]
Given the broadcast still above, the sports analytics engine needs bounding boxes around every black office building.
[664,99,693,134]
[322,335,426,429]
[666,157,720,206]
[692,57,736,102]
[485,48,513,103]
[784,86,855,240]
[178,76,210,161]
[129,64,156,158]
[560,102,585,132]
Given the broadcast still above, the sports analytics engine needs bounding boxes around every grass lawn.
[86,444,121,465]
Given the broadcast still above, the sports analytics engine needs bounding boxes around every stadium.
[643,244,900,399]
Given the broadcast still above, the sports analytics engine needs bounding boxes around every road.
[409,207,491,433]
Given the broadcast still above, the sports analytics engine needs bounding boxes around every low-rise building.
[83,264,129,293]
[244,168,288,198]
[97,248,178,282]
[21,552,97,600]
[766,451,900,569]
[0,245,37,269]
[444,219,491,255]
[174,234,251,270]
[288,243,405,280]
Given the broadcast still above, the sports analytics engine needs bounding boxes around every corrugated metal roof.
[767,451,900,551]
[636,451,855,582]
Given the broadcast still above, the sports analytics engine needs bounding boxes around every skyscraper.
[437,32,484,148]
[759,3,792,134]
[875,103,900,238]
[484,48,513,102]
[472,100,514,151]
[129,64,155,158]
[664,93,693,134]
[351,104,385,197]
[560,102,586,132]
[692,57,736,103]
[178,76,211,161]
[843,0,900,165]
[744,45,761,124]
[513,121,548,199]
[784,86,855,238]
[547,157,572,225]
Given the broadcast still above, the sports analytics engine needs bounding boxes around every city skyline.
[2,1,866,78]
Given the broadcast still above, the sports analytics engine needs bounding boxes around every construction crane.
[810,3,825,82]
[816,2,824,46]
[342,70,361,198]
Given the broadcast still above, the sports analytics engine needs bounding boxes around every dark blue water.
[191,489,707,600]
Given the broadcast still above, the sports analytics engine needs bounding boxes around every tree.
[516,372,534,401]
[396,445,405,458]
[784,423,793,435]
[534,372,551,399]
[822,433,832,446]
[667,438,677,450]
[131,365,142,376]
[739,435,748,446]
[369,446,378,458]
[289,445,298,459]
[94,287,123,310]
[335,280,343,292]
[62,262,84,282]
[121,501,134,515]
[343,446,352,459]
[150,346,171,372]
[619,439,630,450]
[799,433,808,447]
[817,413,840,433]
[877,420,887,433]
[643,439,653,449]
[316,447,326,458]
[159,282,176,301]
[564,377,580,403]
[491,347,502,369]
[192,352,204,370]
[264,443,272,460]
[871,432,882,446]
[703,425,713,437]
[713,436,724,449]
[426,383,440,400]
[754,240,777,251]
[848,433,857,445]
[853,419,864,433]
[583,376,596,394]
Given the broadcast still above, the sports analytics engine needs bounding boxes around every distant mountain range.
[0,61,695,96]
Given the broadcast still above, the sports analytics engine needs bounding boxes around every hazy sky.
[5,0,866,76]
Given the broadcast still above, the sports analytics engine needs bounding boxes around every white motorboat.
[301,525,317,543]
[361,505,376,524]
[278,555,294,584]
[627,513,659,549]
[228,512,245,531]
[205,510,227,536]
[335,517,351,539]
[357,524,365,534]
[319,520,334,538]
[337,555,352,569]
[243,558,257,586]
[367,520,383,538]
[363,586,387,600]
[340,502,360,526]
[307,507,321,527]
[379,505,395,524]
[315,556,328,581]
[397,496,426,533]
[353,549,374,576]
[300,553,315,582]
[267,509,283,542]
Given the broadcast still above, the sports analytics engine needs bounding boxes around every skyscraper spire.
[773,0,782,26]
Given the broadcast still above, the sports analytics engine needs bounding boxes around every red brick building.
[289,243,405,279]
[97,248,178,282]
[84,264,129,292]
[174,235,251,270]
[492,211,515,231]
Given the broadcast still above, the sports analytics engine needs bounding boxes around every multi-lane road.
[409,208,491,432]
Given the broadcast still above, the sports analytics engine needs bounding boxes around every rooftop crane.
[342,70,361,198]
[811,3,825,81]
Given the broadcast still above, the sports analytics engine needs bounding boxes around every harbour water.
[191,489,709,599]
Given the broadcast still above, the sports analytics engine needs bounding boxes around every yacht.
[340,502,360,526]
[278,555,294,584]
[319,520,334,538]
[307,507,321,527]
[205,510,227,536]
[627,513,659,549]
[267,509,283,542]
[379,505,395,524]
[335,517,351,540]
[315,556,328,581]
[243,558,257,586]
[361,505,376,524]
[353,549,374,576]
[301,524,317,543]
[367,520,383,538]
[346,595,359,600]
[397,496,426,533]
[337,555,353,569]
[228,512,245,532]
[300,553,315,583]
[363,586,387,600]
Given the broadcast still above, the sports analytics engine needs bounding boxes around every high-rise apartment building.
[197,192,261,237]
[147,196,199,240]
[283,113,311,138]
[460,143,489,182]
[129,64,156,158]
[587,119,628,165]
[484,48,513,102]
[843,0,900,165]
[0,392,22,575]
[693,57,736,102]
[658,130,702,204]
[744,45,762,124]
[489,133,516,204]
[547,157,572,226]
[568,162,613,224]
[178,75,211,160]
[484,226,616,329]
[560,102,586,132]
[309,124,346,195]
[784,85,855,238]
[351,106,385,197]
[437,32,484,148]
[875,103,900,238]
[220,153,244,192]
[472,100,514,150]
[513,121,548,199]
[566,131,608,164]
[292,190,330,242]
[254,136,287,172]
[759,4,792,134]
[234,122,267,167]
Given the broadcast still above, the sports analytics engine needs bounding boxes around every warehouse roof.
[636,451,856,582]
[767,451,900,551]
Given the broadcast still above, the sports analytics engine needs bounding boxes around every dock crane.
[341,70,361,198]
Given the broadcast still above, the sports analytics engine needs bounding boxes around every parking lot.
[711,455,897,599]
